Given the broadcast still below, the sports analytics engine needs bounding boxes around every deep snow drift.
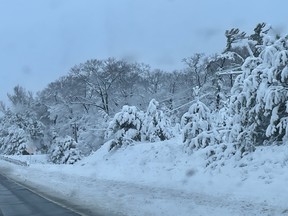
[1,136,288,216]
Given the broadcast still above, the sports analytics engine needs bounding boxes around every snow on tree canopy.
[0,111,42,155]
[228,34,288,150]
[142,99,174,142]
[275,50,288,67]
[49,136,82,164]
[182,100,219,151]
[105,105,144,150]
[0,126,30,155]
[181,100,210,127]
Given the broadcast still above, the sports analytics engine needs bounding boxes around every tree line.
[1,23,287,166]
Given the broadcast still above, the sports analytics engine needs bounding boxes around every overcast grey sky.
[1,0,288,103]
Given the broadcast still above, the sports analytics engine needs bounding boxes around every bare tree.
[70,58,135,114]
[7,85,34,111]
[182,53,208,88]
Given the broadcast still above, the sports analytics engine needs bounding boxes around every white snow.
[1,136,288,216]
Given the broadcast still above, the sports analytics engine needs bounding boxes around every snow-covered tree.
[227,33,288,156]
[228,56,263,154]
[142,99,174,142]
[249,22,270,57]
[49,136,82,164]
[7,85,34,112]
[0,125,30,155]
[182,53,209,88]
[105,105,144,150]
[0,110,44,155]
[181,100,219,152]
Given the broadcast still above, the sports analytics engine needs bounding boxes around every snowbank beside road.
[1,137,288,215]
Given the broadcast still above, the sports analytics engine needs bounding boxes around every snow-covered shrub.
[142,99,174,142]
[105,105,144,150]
[181,100,219,152]
[49,136,82,164]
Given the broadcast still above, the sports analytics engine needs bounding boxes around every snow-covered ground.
[1,136,288,216]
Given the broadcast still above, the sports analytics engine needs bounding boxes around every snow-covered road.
[0,172,80,216]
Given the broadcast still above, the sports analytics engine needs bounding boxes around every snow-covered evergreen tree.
[49,136,82,164]
[0,110,43,155]
[227,33,288,156]
[0,125,30,155]
[181,99,219,152]
[228,56,262,155]
[105,105,144,150]
[142,99,174,142]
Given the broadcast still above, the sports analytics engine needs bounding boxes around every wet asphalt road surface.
[0,173,81,216]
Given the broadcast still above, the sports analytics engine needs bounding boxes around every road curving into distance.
[0,172,81,216]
